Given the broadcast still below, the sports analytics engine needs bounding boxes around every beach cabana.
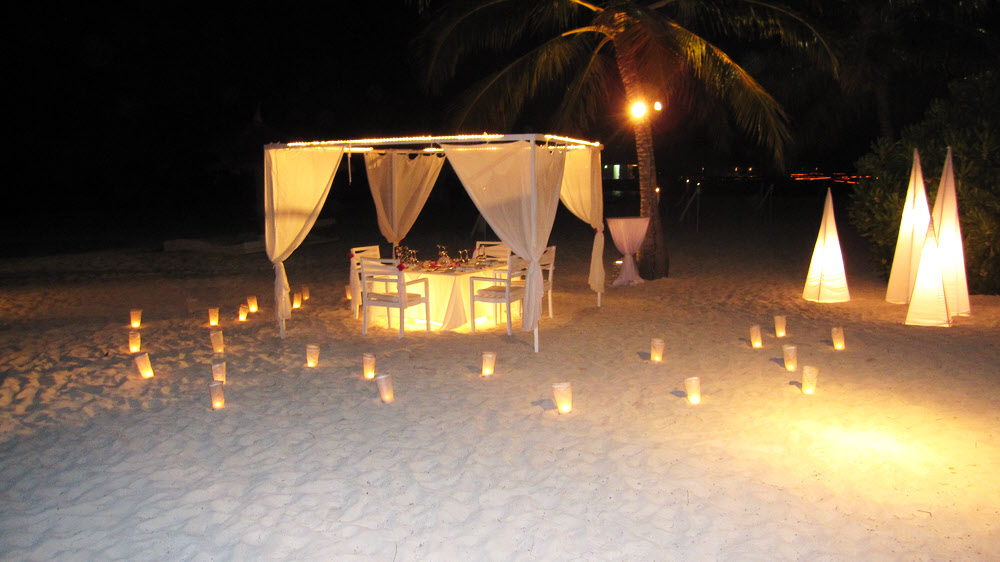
[263,134,606,351]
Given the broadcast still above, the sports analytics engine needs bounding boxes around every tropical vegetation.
[414,0,834,279]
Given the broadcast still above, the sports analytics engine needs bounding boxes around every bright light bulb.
[631,102,646,118]
[653,101,662,111]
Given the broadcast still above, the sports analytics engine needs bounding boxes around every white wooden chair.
[470,255,529,335]
[360,258,430,338]
[473,240,511,261]
[349,245,380,319]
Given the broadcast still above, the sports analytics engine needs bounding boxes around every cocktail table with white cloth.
[375,264,502,330]
[607,217,650,287]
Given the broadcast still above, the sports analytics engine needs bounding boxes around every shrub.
[849,71,1000,294]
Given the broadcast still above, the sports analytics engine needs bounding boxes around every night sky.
[7,3,995,257]
[9,4,434,255]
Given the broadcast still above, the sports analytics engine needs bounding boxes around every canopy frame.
[264,133,605,351]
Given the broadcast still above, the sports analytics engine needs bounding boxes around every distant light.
[631,102,647,118]
[653,101,662,111]
[655,187,660,193]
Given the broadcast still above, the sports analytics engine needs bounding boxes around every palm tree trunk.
[615,45,669,279]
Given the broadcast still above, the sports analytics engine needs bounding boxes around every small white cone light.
[650,338,665,363]
[782,344,798,372]
[247,296,258,313]
[292,293,302,309]
[375,374,394,403]
[801,366,818,394]
[128,331,141,353]
[831,327,845,350]
[302,286,310,301]
[210,330,224,354]
[134,353,154,379]
[750,325,763,349]
[552,382,572,414]
[362,353,376,379]
[684,377,701,404]
[306,344,320,368]
[208,307,219,327]
[130,309,142,329]
[212,354,226,383]
[481,351,497,377]
[774,315,787,338]
[209,381,225,410]
[238,304,249,322]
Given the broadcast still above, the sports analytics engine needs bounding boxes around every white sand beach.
[1,194,998,560]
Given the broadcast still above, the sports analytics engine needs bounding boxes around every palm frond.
[619,12,790,165]
[445,29,609,130]
[412,0,593,94]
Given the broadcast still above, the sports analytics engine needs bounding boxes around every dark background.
[6,3,996,257]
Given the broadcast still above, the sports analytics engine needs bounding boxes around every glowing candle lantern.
[345,284,352,300]
[238,304,249,322]
[782,344,798,372]
[801,366,818,394]
[208,307,220,327]
[292,293,302,309]
[749,325,763,349]
[552,382,572,414]
[481,351,497,377]
[374,374,394,403]
[774,315,787,338]
[306,344,320,367]
[831,327,845,350]
[134,353,154,379]
[128,331,141,353]
[302,286,310,300]
[209,381,225,410]
[130,309,142,329]
[210,330,224,354]
[247,296,258,313]
[650,338,665,363]
[684,377,701,404]
[362,353,376,379]
[212,355,226,383]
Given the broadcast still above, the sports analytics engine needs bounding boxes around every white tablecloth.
[378,267,498,330]
[607,217,650,287]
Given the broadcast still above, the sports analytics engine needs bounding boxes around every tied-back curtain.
[264,145,344,325]
[443,141,565,332]
[364,151,445,245]
[559,146,605,294]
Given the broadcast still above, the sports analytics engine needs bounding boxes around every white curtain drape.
[559,146,605,294]
[264,145,344,333]
[443,141,565,332]
[364,151,445,246]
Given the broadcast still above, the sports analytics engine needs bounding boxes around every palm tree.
[414,0,834,278]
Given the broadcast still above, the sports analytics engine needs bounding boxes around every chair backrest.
[506,254,530,283]
[351,245,380,270]
[351,246,381,288]
[475,241,511,260]
[539,246,556,270]
[360,257,404,295]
